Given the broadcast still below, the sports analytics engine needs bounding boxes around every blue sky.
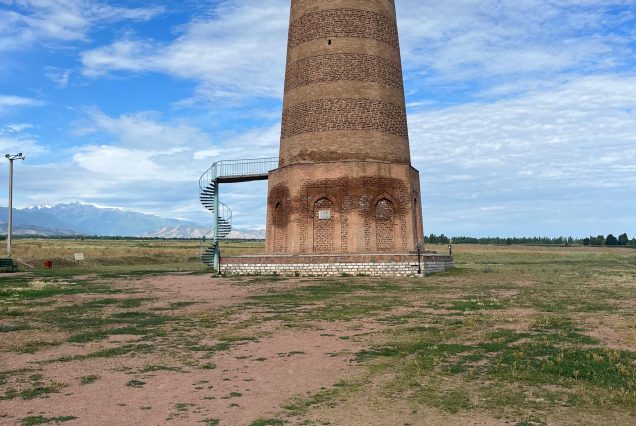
[0,0,635,237]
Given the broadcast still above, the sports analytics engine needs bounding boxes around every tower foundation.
[266,161,423,254]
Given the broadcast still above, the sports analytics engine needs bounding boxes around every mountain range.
[0,203,265,239]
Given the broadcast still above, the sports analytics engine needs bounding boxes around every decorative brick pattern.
[282,98,408,139]
[285,53,403,92]
[288,9,399,49]
[375,198,394,252]
[270,173,415,255]
[340,195,352,253]
[292,0,395,7]
[313,198,335,253]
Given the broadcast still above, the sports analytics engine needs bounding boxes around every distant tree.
[606,234,618,246]
[595,235,606,246]
[583,237,591,246]
[618,233,629,246]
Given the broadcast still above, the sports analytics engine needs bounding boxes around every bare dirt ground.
[1,244,635,425]
[0,274,386,425]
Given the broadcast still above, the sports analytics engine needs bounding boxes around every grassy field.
[8,238,265,272]
[0,241,634,425]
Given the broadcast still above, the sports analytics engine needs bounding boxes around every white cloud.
[1,123,33,133]
[44,66,71,87]
[215,124,280,159]
[397,0,636,96]
[194,148,221,161]
[0,0,164,51]
[81,0,289,100]
[0,136,45,156]
[4,109,276,222]
[78,0,636,104]
[0,94,43,111]
[410,74,636,235]
[73,145,160,176]
[0,122,46,156]
[75,108,212,150]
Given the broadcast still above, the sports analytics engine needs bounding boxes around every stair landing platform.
[220,253,454,277]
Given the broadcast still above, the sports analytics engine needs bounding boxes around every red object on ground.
[43,260,52,269]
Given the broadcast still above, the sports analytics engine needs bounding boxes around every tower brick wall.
[266,0,424,255]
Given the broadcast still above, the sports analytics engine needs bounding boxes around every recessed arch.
[370,192,399,215]
[375,197,395,252]
[272,199,286,253]
[313,197,335,253]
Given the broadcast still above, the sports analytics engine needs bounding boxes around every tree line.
[426,233,636,247]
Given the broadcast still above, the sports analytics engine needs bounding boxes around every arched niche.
[313,197,335,253]
[272,200,287,253]
[375,197,396,252]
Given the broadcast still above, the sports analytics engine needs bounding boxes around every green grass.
[491,345,636,390]
[448,297,507,311]
[21,416,77,426]
[2,382,66,401]
[174,402,195,412]
[248,280,405,323]
[249,419,285,426]
[283,380,362,415]
[1,242,634,424]
[0,293,178,353]
[200,362,216,370]
[0,323,29,332]
[48,343,155,363]
[14,340,58,354]
[411,385,473,413]
[79,375,99,385]
[141,365,183,373]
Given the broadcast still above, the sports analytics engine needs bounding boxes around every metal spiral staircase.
[199,158,278,271]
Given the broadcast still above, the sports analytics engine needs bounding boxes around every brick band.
[285,53,404,92]
[292,0,395,8]
[292,0,395,5]
[281,98,408,139]
[288,9,399,49]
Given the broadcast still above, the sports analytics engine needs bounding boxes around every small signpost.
[74,253,85,265]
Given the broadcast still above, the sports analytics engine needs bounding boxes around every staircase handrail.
[200,220,232,257]
[199,203,232,257]
[199,157,278,190]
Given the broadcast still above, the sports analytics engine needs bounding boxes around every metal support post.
[213,179,220,272]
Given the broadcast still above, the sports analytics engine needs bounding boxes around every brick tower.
[265,0,423,254]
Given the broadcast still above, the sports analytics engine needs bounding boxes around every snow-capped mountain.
[0,203,264,239]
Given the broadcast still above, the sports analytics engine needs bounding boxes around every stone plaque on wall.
[318,210,332,220]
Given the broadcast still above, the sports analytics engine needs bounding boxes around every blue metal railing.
[199,158,278,190]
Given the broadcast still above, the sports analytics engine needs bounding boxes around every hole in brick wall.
[328,39,332,45]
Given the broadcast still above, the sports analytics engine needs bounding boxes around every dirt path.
[0,274,372,426]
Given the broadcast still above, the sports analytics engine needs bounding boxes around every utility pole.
[5,153,25,257]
